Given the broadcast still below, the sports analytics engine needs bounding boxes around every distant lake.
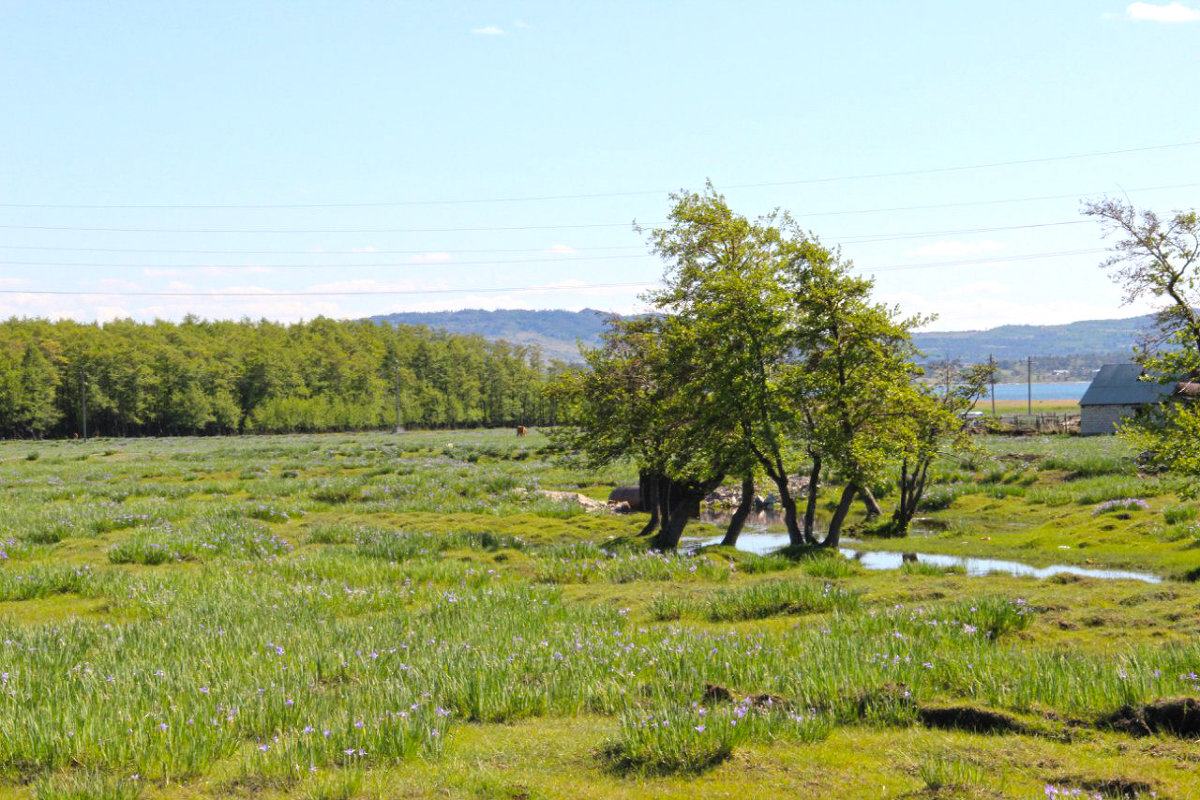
[987,381,1089,402]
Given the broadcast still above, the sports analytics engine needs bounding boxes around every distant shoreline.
[987,381,1089,402]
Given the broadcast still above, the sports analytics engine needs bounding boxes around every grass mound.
[916,705,1029,735]
[1046,776,1157,799]
[1104,696,1200,737]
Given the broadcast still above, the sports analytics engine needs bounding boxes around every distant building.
[1078,363,1176,436]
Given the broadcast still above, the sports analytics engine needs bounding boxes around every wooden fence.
[984,413,1080,435]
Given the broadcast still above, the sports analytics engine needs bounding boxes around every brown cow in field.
[516,425,527,437]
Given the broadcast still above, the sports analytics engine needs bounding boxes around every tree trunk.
[650,474,724,551]
[657,475,672,535]
[760,470,802,546]
[859,486,882,518]
[891,457,930,535]
[720,475,755,547]
[651,495,694,551]
[745,441,804,546]
[803,453,822,545]
[821,483,858,548]
[637,470,660,537]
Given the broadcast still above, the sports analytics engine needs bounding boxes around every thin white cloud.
[95,306,132,322]
[90,278,142,292]
[879,286,1159,332]
[217,285,275,295]
[906,240,1006,258]
[306,278,449,294]
[201,265,276,276]
[514,20,529,29]
[1126,2,1200,22]
[410,252,453,264]
[471,25,506,36]
[0,290,344,324]
[941,280,1013,300]
[544,244,578,255]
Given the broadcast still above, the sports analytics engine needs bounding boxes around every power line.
[0,219,1088,256]
[4,181,1195,234]
[0,224,1089,269]
[0,243,645,256]
[837,219,1086,243]
[0,247,1111,298]
[0,281,657,298]
[0,221,638,235]
[866,247,1106,272]
[1,140,1195,210]
[794,182,1200,220]
[0,253,657,269]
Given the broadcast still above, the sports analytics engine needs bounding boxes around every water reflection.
[684,532,1162,584]
[697,507,785,529]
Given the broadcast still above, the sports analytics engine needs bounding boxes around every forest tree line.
[0,317,563,439]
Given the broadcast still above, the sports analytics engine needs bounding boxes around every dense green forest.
[0,317,562,439]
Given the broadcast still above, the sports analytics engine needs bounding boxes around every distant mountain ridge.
[912,314,1158,362]
[369,309,615,362]
[368,309,1158,365]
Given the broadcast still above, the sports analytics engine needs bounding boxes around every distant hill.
[912,314,1157,362]
[369,308,1158,365]
[369,309,614,362]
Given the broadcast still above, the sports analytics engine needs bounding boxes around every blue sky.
[1,1,1197,332]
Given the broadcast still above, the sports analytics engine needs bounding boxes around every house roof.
[1079,363,1175,407]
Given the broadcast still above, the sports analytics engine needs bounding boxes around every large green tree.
[549,316,732,550]
[642,185,924,547]
[643,186,826,545]
[787,252,926,546]
[1086,199,1200,484]
[888,363,991,534]
[14,341,61,437]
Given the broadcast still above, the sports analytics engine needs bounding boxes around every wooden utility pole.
[989,354,997,418]
[1027,356,1033,415]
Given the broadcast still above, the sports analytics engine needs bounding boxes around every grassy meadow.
[0,430,1198,799]
[987,400,1080,415]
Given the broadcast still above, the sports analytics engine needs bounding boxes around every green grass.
[702,579,860,621]
[0,430,1197,798]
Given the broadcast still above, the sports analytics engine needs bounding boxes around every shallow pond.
[697,507,785,528]
[685,531,1163,584]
